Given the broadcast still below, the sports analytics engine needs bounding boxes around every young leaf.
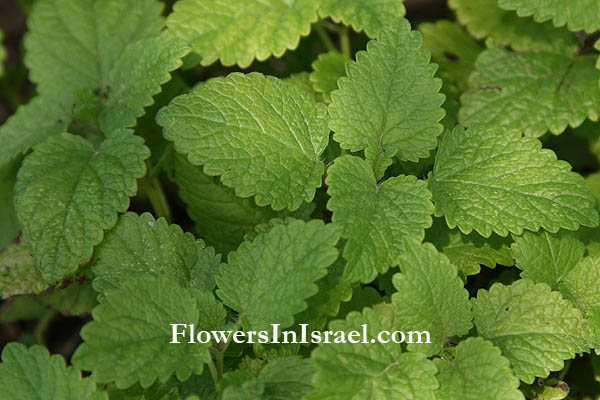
[559,256,600,347]
[472,279,593,383]
[425,217,514,276]
[309,52,348,103]
[460,47,600,137]
[498,0,600,33]
[326,155,434,283]
[328,18,445,164]
[14,130,149,284]
[305,304,438,399]
[0,343,107,400]
[216,219,341,332]
[72,277,214,389]
[392,240,472,356]
[419,20,484,90]
[174,154,279,254]
[449,0,578,53]
[512,229,585,289]
[166,0,319,68]
[0,239,48,298]
[157,72,330,211]
[433,337,524,400]
[317,0,406,38]
[93,212,220,296]
[430,126,599,237]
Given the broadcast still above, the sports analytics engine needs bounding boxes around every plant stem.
[340,27,351,58]
[148,144,173,181]
[558,359,572,381]
[140,170,172,223]
[34,311,55,346]
[314,23,338,53]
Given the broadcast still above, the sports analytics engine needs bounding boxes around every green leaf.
[14,130,149,284]
[326,155,433,283]
[166,0,319,68]
[0,239,48,298]
[37,281,98,316]
[222,357,315,400]
[158,72,330,211]
[460,47,600,137]
[72,276,213,389]
[419,20,484,90]
[559,256,600,347]
[174,154,279,254]
[0,158,20,248]
[430,126,599,237]
[392,240,472,356]
[472,279,593,383]
[449,0,578,52]
[433,337,524,400]
[93,212,220,296]
[425,217,514,276]
[0,93,69,166]
[309,52,348,103]
[317,0,406,38]
[498,0,600,33]
[512,229,585,289]
[0,343,107,400]
[305,304,438,399]
[329,19,445,163]
[216,219,341,331]
[25,0,162,96]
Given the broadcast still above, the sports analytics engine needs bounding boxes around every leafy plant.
[1,0,600,398]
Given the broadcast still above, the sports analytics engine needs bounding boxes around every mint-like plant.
[1,0,600,399]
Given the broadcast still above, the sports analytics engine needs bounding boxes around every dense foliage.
[2,0,600,398]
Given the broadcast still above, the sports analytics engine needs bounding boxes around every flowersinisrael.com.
[170,323,431,345]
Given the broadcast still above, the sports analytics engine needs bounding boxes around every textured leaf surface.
[327,156,433,283]
[222,357,315,400]
[0,343,106,400]
[15,130,149,283]
[419,20,483,90]
[430,126,599,237]
[23,0,188,134]
[392,241,472,356]
[216,219,341,331]
[167,0,319,67]
[174,154,279,254]
[472,279,593,383]
[317,0,406,38]
[425,217,514,276]
[460,47,600,137]
[310,52,348,103]
[157,72,329,211]
[0,239,48,298]
[306,305,438,399]
[449,0,578,52]
[93,212,220,296]
[498,0,600,33]
[559,256,600,346]
[512,229,584,289]
[37,281,98,316]
[73,277,213,389]
[0,93,69,166]
[328,19,445,163]
[434,337,524,400]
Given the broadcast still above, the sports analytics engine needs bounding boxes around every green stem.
[148,144,173,181]
[34,311,55,346]
[558,359,572,381]
[314,23,338,53]
[208,357,218,385]
[340,27,351,58]
[140,170,172,223]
